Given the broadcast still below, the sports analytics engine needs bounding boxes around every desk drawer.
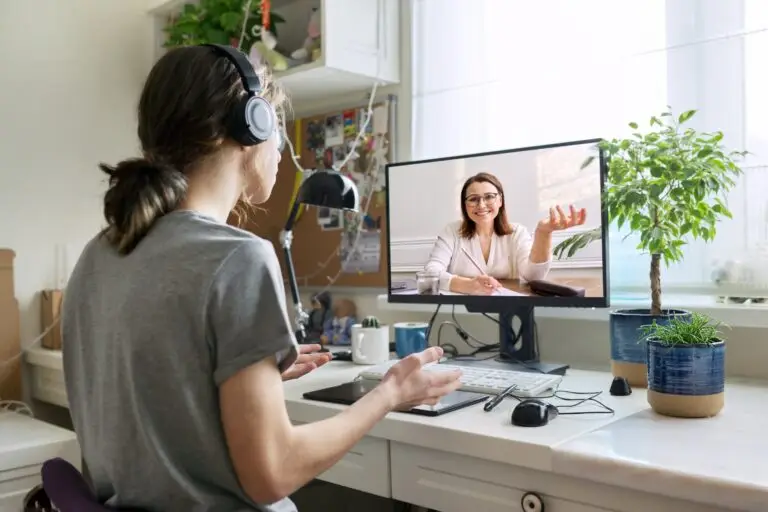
[390,443,725,512]
[318,436,390,498]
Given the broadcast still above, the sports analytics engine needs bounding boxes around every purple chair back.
[40,457,113,511]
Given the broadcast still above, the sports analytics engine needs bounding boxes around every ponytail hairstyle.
[100,45,286,255]
[100,159,187,254]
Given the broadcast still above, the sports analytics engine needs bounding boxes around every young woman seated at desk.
[424,172,587,296]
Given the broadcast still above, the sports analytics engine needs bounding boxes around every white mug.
[351,324,390,365]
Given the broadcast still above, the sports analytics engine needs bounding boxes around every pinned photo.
[306,120,325,150]
[324,114,344,146]
[343,109,357,137]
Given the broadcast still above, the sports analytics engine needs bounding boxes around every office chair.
[23,457,113,511]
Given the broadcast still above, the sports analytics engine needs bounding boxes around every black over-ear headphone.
[204,43,277,146]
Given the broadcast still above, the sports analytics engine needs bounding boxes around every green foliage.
[163,0,286,52]
[361,316,381,329]
[639,312,726,346]
[554,108,746,313]
[553,226,601,260]
[592,108,745,267]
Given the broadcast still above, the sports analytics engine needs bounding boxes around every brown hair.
[100,45,286,255]
[459,172,513,238]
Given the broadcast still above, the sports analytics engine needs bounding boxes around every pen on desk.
[483,383,518,412]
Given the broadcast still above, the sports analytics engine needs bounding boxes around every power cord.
[1,400,33,417]
[425,304,441,346]
[438,307,546,371]
[0,315,59,417]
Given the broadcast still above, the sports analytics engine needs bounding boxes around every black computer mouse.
[331,350,353,361]
[511,399,559,427]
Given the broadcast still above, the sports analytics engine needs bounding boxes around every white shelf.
[147,0,185,15]
[147,0,400,105]
[274,59,391,104]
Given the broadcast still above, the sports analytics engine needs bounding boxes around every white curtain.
[411,0,768,298]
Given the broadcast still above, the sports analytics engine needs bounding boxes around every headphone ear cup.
[228,95,276,146]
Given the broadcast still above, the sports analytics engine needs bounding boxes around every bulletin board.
[241,101,392,289]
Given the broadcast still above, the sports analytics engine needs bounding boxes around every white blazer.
[425,220,551,291]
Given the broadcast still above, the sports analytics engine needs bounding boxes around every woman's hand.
[281,344,333,381]
[382,347,462,408]
[449,275,501,295]
[468,275,501,295]
[537,204,587,234]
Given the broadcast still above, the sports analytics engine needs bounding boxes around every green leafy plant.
[553,108,746,315]
[639,312,726,346]
[361,316,381,329]
[163,0,286,52]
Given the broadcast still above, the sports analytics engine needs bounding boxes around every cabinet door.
[323,0,398,81]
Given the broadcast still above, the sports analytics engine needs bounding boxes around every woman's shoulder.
[499,222,535,246]
[440,220,463,237]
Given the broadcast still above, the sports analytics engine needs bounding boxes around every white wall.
[387,141,604,273]
[0,0,154,346]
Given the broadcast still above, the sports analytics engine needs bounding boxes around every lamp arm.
[280,199,308,343]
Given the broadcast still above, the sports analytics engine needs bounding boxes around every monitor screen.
[385,138,609,309]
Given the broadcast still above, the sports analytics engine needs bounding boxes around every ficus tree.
[554,108,746,315]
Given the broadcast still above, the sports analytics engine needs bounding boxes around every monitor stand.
[453,304,569,376]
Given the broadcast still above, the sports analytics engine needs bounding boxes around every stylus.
[460,247,487,275]
[483,384,518,412]
[461,247,503,294]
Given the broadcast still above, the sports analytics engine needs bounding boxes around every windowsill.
[375,294,768,328]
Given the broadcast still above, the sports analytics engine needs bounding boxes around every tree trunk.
[650,253,662,315]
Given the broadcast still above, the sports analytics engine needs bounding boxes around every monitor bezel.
[384,137,611,309]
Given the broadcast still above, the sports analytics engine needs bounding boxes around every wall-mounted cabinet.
[147,0,400,104]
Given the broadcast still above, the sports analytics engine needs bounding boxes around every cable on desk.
[506,388,615,416]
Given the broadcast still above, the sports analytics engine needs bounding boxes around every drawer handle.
[521,492,544,512]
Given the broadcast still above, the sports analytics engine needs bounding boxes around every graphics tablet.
[303,379,489,417]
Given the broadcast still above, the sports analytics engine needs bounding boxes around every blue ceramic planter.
[609,309,690,386]
[647,339,726,418]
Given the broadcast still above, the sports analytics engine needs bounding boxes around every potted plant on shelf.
[553,108,745,386]
[163,0,285,52]
[640,312,727,418]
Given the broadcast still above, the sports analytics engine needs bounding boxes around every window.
[411,0,768,299]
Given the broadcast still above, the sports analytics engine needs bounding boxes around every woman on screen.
[424,172,587,295]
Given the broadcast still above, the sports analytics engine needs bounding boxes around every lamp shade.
[297,171,359,211]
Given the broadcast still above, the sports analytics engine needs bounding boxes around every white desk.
[25,343,767,511]
[0,411,80,512]
[284,362,764,512]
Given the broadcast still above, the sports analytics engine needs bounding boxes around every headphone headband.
[204,43,262,96]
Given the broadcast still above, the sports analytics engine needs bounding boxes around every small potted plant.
[640,313,726,418]
[361,316,382,329]
[554,108,745,386]
[352,316,390,365]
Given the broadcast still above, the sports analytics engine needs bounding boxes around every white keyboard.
[358,360,562,397]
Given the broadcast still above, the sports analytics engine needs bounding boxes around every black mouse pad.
[303,380,488,417]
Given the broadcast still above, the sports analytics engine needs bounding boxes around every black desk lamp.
[279,170,360,343]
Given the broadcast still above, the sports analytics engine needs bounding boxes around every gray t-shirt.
[62,210,299,512]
